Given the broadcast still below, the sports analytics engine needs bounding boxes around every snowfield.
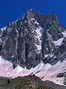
[0,56,66,86]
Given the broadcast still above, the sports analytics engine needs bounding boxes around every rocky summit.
[0,10,66,88]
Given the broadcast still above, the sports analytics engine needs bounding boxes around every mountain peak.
[0,10,65,68]
[0,10,66,86]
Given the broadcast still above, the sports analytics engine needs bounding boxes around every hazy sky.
[0,0,66,27]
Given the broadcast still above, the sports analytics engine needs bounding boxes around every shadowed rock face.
[0,75,66,89]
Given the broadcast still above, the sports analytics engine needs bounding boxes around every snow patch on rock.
[62,31,66,37]
[53,38,64,46]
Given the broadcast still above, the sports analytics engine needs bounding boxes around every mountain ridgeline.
[0,75,66,89]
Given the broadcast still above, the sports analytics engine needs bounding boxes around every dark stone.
[57,73,64,77]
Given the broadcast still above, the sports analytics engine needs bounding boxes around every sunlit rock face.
[0,10,66,86]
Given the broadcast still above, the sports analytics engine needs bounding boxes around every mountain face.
[0,10,66,68]
[0,10,66,86]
